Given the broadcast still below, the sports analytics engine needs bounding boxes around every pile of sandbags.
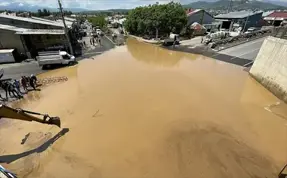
[38,76,68,87]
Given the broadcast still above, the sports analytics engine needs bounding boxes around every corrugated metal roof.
[267,11,287,19]
[16,29,65,35]
[0,24,65,35]
[215,11,263,19]
[0,14,64,28]
[0,24,27,32]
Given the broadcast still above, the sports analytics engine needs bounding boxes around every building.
[215,11,263,31]
[0,14,80,59]
[264,11,287,26]
[186,9,214,26]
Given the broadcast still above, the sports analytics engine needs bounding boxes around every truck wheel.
[68,61,75,66]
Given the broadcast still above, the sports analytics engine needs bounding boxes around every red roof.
[267,11,287,18]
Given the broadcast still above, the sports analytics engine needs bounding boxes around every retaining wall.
[250,36,287,102]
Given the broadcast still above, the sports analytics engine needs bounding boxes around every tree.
[124,2,187,38]
[87,16,107,29]
[37,9,42,17]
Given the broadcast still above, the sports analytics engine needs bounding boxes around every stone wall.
[250,36,287,102]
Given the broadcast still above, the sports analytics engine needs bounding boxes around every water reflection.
[126,38,197,67]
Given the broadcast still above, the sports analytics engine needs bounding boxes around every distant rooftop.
[267,11,287,19]
[186,9,202,16]
[215,11,263,19]
[64,17,76,22]
[262,11,274,17]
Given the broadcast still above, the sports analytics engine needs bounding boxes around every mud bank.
[0,38,286,178]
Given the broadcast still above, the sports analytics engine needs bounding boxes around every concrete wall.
[0,29,26,53]
[250,36,287,102]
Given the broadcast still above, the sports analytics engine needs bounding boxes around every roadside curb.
[215,35,268,52]
[128,35,162,45]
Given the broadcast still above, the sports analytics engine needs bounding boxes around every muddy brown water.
[0,38,287,178]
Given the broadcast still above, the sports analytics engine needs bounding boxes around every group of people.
[90,33,102,46]
[0,74,38,101]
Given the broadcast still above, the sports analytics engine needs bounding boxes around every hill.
[0,2,87,12]
[184,0,286,10]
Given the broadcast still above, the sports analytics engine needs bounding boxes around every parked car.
[96,29,104,36]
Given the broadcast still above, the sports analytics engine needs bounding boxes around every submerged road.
[218,37,266,61]
[0,38,287,178]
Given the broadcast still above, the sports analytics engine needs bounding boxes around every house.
[186,9,214,26]
[215,11,263,31]
[264,11,287,26]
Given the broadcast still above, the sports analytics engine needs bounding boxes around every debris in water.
[38,76,68,87]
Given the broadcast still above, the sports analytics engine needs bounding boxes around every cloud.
[0,1,10,6]
[4,0,191,9]
[18,3,24,6]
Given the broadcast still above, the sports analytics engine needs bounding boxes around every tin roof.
[0,14,64,28]
[16,29,65,35]
[215,11,263,19]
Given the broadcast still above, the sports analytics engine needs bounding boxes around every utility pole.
[57,0,74,55]
[228,0,232,13]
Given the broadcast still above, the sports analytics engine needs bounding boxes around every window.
[62,54,70,59]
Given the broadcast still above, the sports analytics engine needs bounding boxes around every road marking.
[219,37,266,54]
[230,48,261,60]
[104,35,116,45]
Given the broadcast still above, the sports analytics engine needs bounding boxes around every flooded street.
[0,38,287,178]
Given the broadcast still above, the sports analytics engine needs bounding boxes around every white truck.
[0,49,17,64]
[37,51,76,69]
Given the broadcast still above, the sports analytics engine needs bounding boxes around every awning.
[16,29,65,35]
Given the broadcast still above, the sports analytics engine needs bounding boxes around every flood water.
[0,38,287,178]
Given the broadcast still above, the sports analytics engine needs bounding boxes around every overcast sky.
[0,0,193,10]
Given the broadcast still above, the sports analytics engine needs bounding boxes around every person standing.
[98,37,101,46]
[8,81,22,99]
[21,76,28,92]
[13,79,22,94]
[0,81,9,100]
[29,74,37,90]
